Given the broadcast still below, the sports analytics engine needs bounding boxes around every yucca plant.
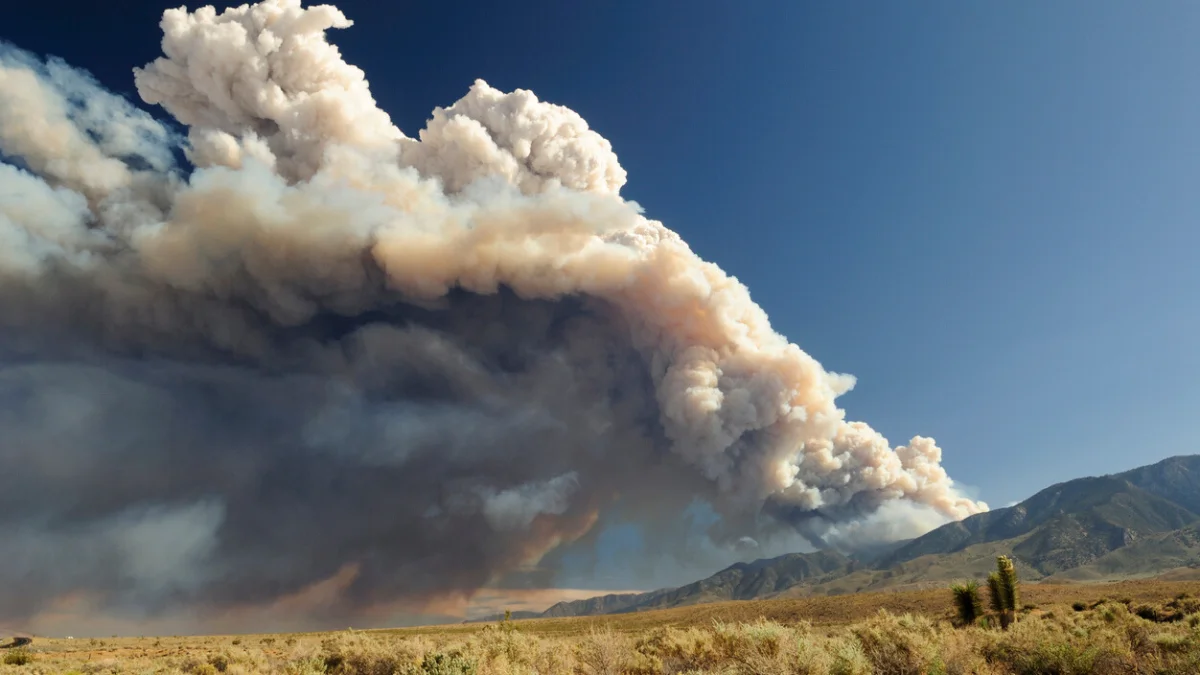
[997,555,1020,612]
[950,581,984,627]
[987,572,1005,614]
[986,555,1020,629]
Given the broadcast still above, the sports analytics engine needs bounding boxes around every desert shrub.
[711,619,832,675]
[1152,631,1197,654]
[983,614,1138,675]
[405,652,476,675]
[933,627,999,675]
[473,621,543,667]
[526,638,575,675]
[1123,621,1157,658]
[989,637,1114,674]
[321,634,416,675]
[1134,603,1162,622]
[631,626,721,674]
[1166,595,1200,616]
[575,627,629,675]
[283,656,328,675]
[850,610,939,675]
[2,648,33,666]
[1098,601,1131,624]
[827,637,871,675]
[209,653,230,672]
[182,661,218,675]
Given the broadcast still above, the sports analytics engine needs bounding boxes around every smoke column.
[0,0,986,631]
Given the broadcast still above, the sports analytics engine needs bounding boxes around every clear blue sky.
[7,0,1199,511]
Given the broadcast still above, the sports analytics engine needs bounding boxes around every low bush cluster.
[1,650,33,667]
[4,593,1200,675]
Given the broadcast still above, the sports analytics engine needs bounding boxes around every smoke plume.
[0,0,986,632]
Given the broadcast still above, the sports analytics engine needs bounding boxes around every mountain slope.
[1118,455,1200,514]
[542,591,658,618]
[881,457,1200,573]
[542,551,850,617]
[525,455,1199,619]
[627,551,852,612]
[1047,522,1200,581]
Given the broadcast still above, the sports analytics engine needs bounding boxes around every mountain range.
[485,455,1200,621]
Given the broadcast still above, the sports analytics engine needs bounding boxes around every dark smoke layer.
[0,0,986,633]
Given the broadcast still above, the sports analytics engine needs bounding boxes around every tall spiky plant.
[951,581,984,627]
[986,555,1020,629]
[997,555,1020,613]
[987,572,1005,614]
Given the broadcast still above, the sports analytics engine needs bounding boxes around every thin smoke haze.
[0,0,986,633]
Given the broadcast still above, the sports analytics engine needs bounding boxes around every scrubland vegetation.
[5,577,1200,675]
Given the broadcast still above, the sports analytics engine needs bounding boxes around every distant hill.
[507,455,1200,620]
[882,455,1200,573]
[541,550,851,618]
[1047,522,1200,582]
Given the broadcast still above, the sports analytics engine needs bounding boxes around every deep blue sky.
[6,0,1199,511]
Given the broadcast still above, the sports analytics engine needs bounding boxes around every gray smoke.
[0,0,985,633]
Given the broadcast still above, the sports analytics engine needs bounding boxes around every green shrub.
[827,638,871,675]
[986,628,1128,675]
[1167,595,1200,615]
[1152,631,1196,654]
[283,656,328,675]
[407,652,476,675]
[2,648,33,666]
[950,581,984,627]
[182,660,218,675]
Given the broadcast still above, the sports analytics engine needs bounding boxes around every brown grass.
[3,578,1199,675]
[382,577,1200,637]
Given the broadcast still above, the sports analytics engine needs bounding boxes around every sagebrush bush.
[9,591,1200,675]
[851,611,940,675]
[408,652,476,675]
[2,649,33,666]
[631,625,721,673]
[575,627,629,675]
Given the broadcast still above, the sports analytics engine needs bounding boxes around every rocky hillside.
[518,455,1200,619]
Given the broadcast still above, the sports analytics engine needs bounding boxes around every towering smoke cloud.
[0,0,986,632]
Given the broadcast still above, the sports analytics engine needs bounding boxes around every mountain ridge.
[500,455,1200,620]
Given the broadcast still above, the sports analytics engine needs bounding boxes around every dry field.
[3,577,1200,674]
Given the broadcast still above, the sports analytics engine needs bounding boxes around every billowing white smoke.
[130,0,982,516]
[0,0,985,628]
